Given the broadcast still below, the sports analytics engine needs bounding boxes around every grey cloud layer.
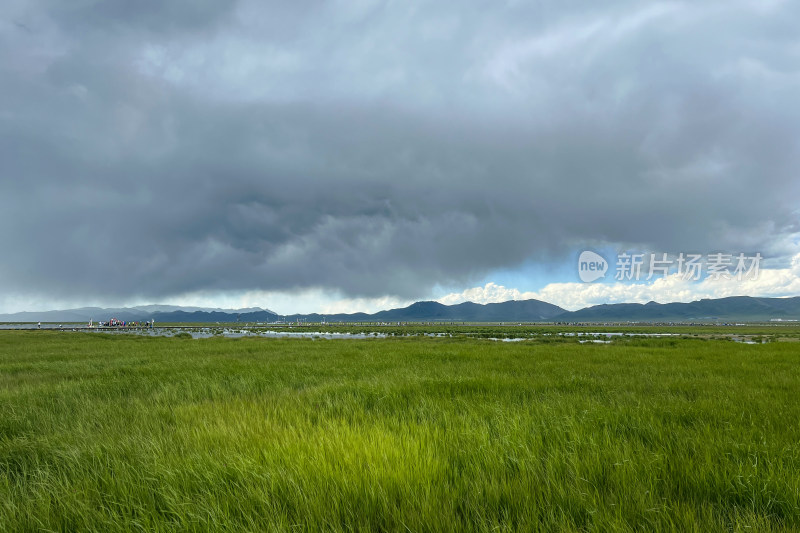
[2,0,799,301]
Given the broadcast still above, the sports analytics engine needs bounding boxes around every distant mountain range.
[1,296,799,323]
[0,305,275,324]
[281,299,567,323]
[554,296,800,322]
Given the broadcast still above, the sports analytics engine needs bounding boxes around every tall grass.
[1,332,799,531]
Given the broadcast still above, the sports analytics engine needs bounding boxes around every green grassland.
[149,322,800,340]
[1,332,799,531]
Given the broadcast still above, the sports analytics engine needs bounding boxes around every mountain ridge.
[0,305,275,323]
[553,296,800,321]
[1,295,799,323]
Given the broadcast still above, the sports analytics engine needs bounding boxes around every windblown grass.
[1,332,798,531]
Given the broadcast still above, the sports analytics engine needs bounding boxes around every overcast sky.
[2,0,799,314]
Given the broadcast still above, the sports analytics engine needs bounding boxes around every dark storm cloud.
[46,0,238,35]
[1,0,799,302]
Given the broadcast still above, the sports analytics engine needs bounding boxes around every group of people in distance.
[34,319,156,329]
[96,318,155,328]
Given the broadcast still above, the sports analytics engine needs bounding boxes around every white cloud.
[437,253,800,311]
[155,289,412,316]
[437,282,535,306]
